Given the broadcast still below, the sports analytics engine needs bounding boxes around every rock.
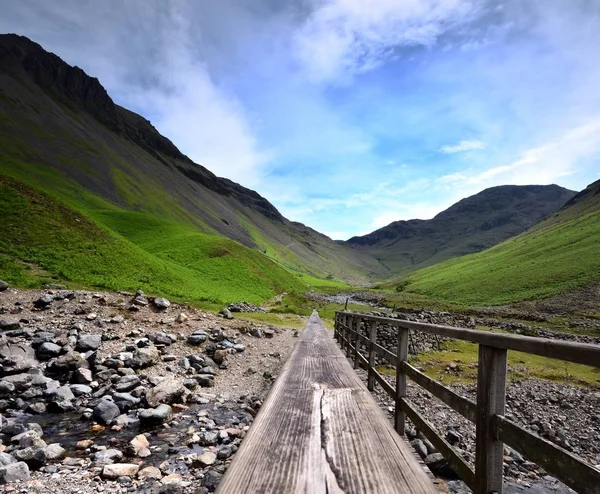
[49,385,75,402]
[250,328,263,338]
[213,349,229,365]
[92,398,121,425]
[139,404,173,427]
[72,367,93,384]
[446,430,462,445]
[52,351,88,372]
[36,342,62,358]
[70,384,93,396]
[2,373,33,391]
[203,470,222,492]
[199,431,219,446]
[196,451,216,466]
[153,298,171,310]
[76,334,101,351]
[187,333,207,345]
[176,313,188,323]
[76,439,94,450]
[115,375,140,393]
[146,377,187,406]
[129,434,151,457]
[27,402,46,414]
[161,473,186,487]
[410,439,428,459]
[93,448,124,465]
[102,463,139,479]
[263,329,275,338]
[33,294,54,309]
[0,280,8,291]
[0,453,16,466]
[0,317,20,331]
[219,308,233,320]
[0,461,30,483]
[130,347,160,368]
[138,466,162,481]
[42,443,66,461]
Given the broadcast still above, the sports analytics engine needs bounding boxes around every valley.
[1,33,600,494]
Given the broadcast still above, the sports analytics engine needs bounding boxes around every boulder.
[153,298,171,310]
[0,461,30,483]
[187,331,207,345]
[0,317,20,331]
[130,347,159,368]
[0,453,16,466]
[52,351,88,372]
[0,280,8,291]
[139,404,173,427]
[33,294,53,309]
[93,448,124,465]
[72,367,93,384]
[146,377,187,406]
[92,398,121,425]
[36,342,62,358]
[76,334,101,351]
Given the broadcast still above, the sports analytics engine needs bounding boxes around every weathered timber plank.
[401,397,476,490]
[219,311,438,493]
[402,362,477,423]
[475,345,507,494]
[337,312,600,367]
[494,415,600,494]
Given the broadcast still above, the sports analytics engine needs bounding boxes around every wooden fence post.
[395,326,409,435]
[475,345,507,494]
[345,314,352,357]
[353,317,361,369]
[367,320,377,391]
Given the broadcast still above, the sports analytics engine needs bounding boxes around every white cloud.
[439,139,486,154]
[438,119,600,190]
[293,0,479,83]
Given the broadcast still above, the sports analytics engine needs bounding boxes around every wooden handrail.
[334,311,600,494]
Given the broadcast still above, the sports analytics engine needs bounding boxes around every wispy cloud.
[439,139,486,154]
[293,0,480,83]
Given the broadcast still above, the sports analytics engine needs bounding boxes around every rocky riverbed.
[0,285,301,493]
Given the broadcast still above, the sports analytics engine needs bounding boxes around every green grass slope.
[394,190,600,306]
[0,176,305,304]
[0,34,384,284]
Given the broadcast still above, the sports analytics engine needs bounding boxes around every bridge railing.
[334,310,600,494]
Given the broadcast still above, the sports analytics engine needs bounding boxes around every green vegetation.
[0,176,305,304]
[394,209,600,306]
[409,337,600,389]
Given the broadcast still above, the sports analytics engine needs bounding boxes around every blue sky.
[1,0,600,239]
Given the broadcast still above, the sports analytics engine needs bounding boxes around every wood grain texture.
[338,311,600,367]
[218,311,439,494]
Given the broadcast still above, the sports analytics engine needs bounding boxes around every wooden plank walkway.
[217,311,439,493]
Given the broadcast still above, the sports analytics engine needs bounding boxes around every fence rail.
[334,311,600,494]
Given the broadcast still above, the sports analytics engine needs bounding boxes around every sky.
[1,0,600,240]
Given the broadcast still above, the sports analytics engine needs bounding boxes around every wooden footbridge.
[219,310,600,494]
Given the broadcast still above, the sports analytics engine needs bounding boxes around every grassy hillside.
[346,185,575,276]
[0,176,306,304]
[0,34,384,285]
[393,203,600,306]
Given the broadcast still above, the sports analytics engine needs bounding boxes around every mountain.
[345,185,576,275]
[0,33,385,294]
[394,178,600,306]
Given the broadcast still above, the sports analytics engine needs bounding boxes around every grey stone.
[115,375,140,392]
[203,470,222,492]
[0,317,20,331]
[72,367,93,384]
[70,384,93,396]
[36,342,62,358]
[52,351,88,371]
[187,333,207,345]
[138,404,173,427]
[0,453,16,466]
[76,334,101,351]
[0,280,8,292]
[92,398,121,424]
[0,461,30,483]
[199,431,219,446]
[153,298,171,310]
[146,377,187,406]
[219,308,233,320]
[33,294,54,308]
[410,439,428,459]
[129,347,159,368]
[93,448,124,465]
